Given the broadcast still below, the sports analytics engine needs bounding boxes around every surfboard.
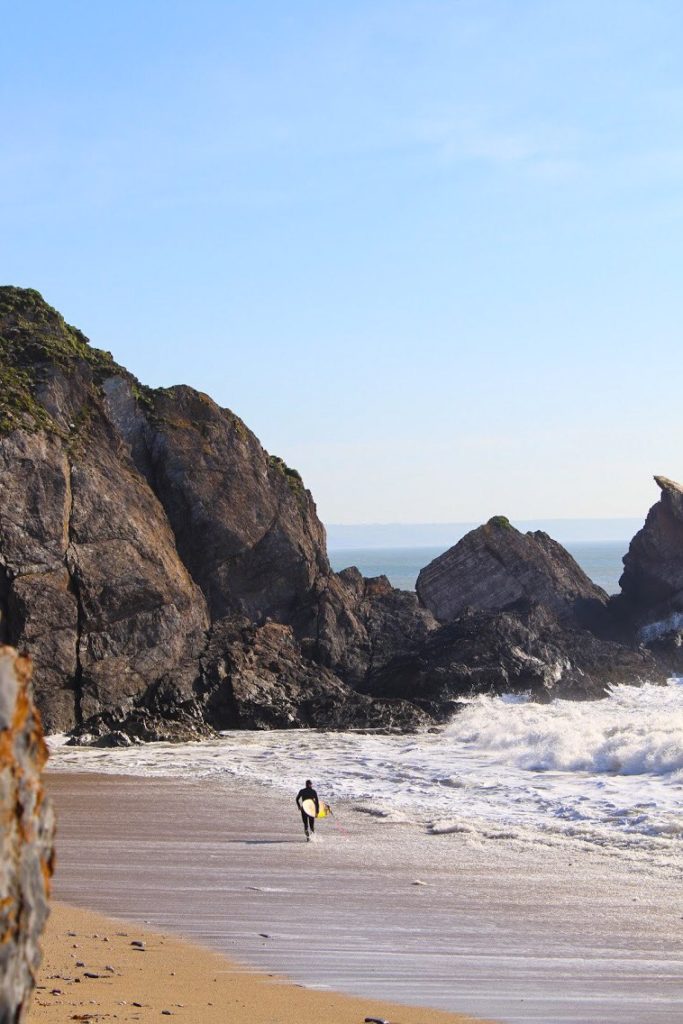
[301,798,331,818]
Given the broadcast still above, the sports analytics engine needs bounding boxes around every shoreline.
[43,768,683,1023]
[30,902,490,1024]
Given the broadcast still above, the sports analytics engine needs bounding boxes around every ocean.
[329,540,628,594]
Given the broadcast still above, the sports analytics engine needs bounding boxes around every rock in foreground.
[0,647,54,1022]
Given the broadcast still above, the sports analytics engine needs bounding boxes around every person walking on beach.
[296,779,319,841]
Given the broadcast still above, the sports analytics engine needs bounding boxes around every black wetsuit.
[295,786,319,836]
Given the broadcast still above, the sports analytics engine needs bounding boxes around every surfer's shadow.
[238,839,303,845]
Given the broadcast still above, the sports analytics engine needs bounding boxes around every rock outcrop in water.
[365,604,662,707]
[617,475,683,653]
[416,517,609,630]
[407,513,670,702]
[0,647,54,1021]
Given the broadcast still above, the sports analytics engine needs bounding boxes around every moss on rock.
[0,286,132,436]
[487,515,514,531]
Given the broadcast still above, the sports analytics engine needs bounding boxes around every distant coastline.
[326,517,642,549]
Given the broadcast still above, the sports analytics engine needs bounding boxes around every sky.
[2,1,682,524]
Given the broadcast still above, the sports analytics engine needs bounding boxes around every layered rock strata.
[416,516,609,630]
[0,647,54,1021]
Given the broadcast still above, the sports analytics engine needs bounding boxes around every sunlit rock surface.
[0,647,54,1021]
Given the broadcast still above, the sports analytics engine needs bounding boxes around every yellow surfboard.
[302,799,331,818]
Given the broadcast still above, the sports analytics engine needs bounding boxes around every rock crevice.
[63,458,84,728]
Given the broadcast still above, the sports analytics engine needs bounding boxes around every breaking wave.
[444,680,683,777]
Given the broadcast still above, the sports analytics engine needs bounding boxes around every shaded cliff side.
[0,647,54,1021]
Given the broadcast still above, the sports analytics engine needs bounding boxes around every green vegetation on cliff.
[268,454,305,496]
[487,515,514,531]
[0,286,145,435]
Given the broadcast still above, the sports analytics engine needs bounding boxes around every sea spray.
[444,680,683,776]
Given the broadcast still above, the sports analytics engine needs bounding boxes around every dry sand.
[29,902,491,1024]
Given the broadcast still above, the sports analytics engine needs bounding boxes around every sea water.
[48,679,683,876]
[329,540,628,594]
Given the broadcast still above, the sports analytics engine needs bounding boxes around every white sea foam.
[47,678,683,868]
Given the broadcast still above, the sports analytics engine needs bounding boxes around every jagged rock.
[618,476,683,647]
[310,568,438,684]
[0,647,54,1021]
[416,516,609,630]
[68,674,218,745]
[201,616,431,731]
[366,604,663,706]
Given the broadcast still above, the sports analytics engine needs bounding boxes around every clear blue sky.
[2,1,682,524]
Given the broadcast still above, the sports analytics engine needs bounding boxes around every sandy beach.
[40,769,683,1024]
[29,902,489,1024]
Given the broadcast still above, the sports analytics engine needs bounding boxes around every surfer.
[295,779,319,841]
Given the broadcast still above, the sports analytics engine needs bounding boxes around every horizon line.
[326,516,642,527]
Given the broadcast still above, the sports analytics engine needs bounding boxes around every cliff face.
[0,288,433,737]
[0,647,54,1021]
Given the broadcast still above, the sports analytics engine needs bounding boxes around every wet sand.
[29,903,488,1024]
[45,771,683,1023]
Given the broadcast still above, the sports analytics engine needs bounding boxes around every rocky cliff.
[0,288,678,738]
[0,647,54,1021]
[0,287,434,739]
